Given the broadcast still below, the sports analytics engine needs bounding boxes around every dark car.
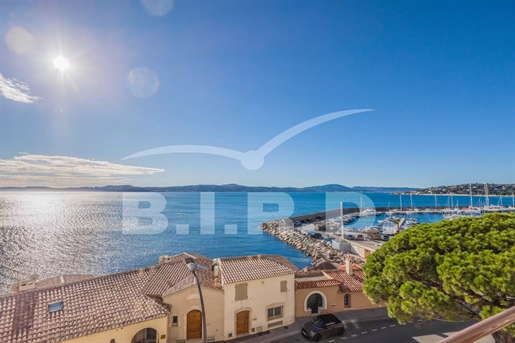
[301,314,345,341]
[345,234,356,240]
[308,232,322,239]
[356,234,364,241]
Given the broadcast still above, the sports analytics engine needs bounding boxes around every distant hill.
[0,184,419,193]
[402,183,515,195]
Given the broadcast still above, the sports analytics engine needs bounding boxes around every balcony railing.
[438,306,515,343]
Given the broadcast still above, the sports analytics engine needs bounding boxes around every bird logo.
[123,109,373,170]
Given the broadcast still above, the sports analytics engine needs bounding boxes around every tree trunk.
[492,331,515,343]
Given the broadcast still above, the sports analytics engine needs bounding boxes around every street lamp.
[185,257,207,343]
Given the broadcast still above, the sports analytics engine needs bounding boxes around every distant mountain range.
[402,183,515,195]
[0,184,419,193]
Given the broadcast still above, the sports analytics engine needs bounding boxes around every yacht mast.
[399,194,403,211]
[410,194,414,210]
[340,201,344,237]
[469,184,473,208]
[485,183,490,207]
[434,194,438,209]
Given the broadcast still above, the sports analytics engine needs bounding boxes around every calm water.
[0,191,504,294]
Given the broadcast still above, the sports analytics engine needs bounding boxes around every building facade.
[0,253,299,343]
[294,258,383,318]
[217,255,297,339]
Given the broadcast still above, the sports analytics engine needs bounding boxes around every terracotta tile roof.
[142,263,191,296]
[143,253,214,296]
[162,268,222,297]
[295,279,342,290]
[219,255,298,284]
[0,267,170,343]
[337,264,362,272]
[295,271,325,278]
[295,271,343,290]
[324,270,365,292]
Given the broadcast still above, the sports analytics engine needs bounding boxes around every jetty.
[260,220,365,269]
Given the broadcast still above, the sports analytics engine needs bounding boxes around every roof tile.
[219,255,298,284]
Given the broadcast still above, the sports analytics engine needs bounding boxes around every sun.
[53,56,70,71]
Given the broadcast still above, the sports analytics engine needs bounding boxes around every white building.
[217,255,297,339]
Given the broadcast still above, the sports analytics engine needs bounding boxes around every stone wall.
[260,220,365,269]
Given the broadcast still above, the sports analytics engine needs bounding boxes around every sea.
[0,191,507,294]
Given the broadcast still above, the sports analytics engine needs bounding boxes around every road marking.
[390,324,396,327]
[361,331,367,334]
[351,334,358,337]
[329,340,335,342]
[418,319,423,322]
[381,327,387,329]
[372,329,377,332]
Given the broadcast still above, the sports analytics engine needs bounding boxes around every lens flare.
[141,0,174,16]
[127,67,160,98]
[5,27,35,54]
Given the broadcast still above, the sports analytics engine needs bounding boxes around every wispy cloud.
[0,73,41,103]
[0,154,164,187]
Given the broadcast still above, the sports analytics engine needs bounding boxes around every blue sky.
[1,0,514,188]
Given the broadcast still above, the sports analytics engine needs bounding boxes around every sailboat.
[462,183,481,215]
[359,196,377,217]
[483,183,502,212]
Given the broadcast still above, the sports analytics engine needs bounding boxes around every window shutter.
[280,280,287,292]
[235,283,248,300]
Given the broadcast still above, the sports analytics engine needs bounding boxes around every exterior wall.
[223,274,295,340]
[62,317,168,343]
[342,292,383,310]
[295,287,383,318]
[332,241,351,252]
[295,285,341,318]
[163,286,225,342]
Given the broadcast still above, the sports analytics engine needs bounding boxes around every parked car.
[322,237,334,243]
[382,235,390,241]
[301,313,345,341]
[294,221,302,226]
[345,234,356,240]
[356,234,364,241]
[308,232,322,239]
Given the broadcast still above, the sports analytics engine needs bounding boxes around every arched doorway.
[236,310,250,336]
[307,293,324,314]
[131,328,157,343]
[187,310,203,340]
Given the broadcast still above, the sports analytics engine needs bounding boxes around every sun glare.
[53,56,70,71]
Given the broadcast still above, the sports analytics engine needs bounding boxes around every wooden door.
[236,311,249,336]
[187,310,202,340]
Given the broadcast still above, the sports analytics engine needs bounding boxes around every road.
[272,318,494,343]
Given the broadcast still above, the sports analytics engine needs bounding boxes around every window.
[267,306,283,320]
[48,301,63,313]
[110,340,115,343]
[172,315,178,325]
[280,280,287,292]
[235,283,248,300]
[344,294,351,308]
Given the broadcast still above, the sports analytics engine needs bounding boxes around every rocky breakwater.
[260,220,364,269]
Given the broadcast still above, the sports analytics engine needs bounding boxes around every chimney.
[345,256,353,275]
